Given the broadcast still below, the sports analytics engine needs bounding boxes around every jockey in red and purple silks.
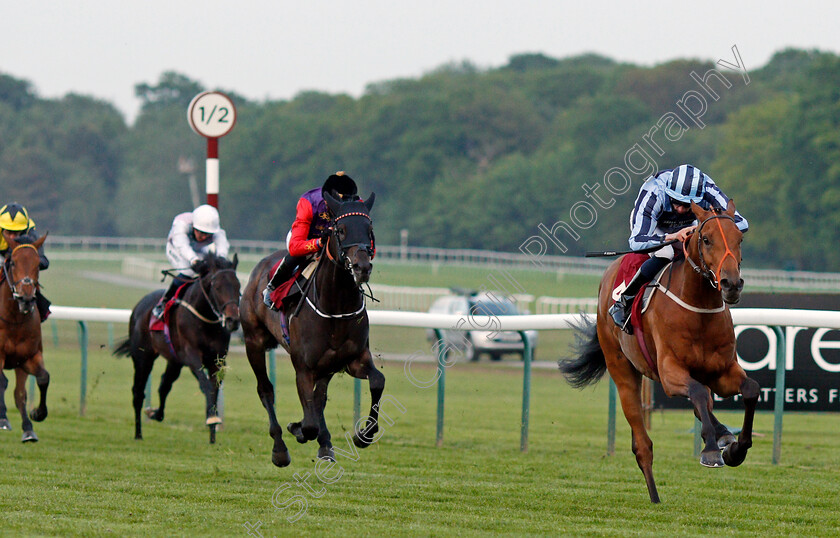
[262,171,358,309]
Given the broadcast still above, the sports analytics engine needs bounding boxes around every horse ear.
[726,198,736,217]
[690,201,707,220]
[364,192,375,213]
[232,252,239,270]
[323,190,342,216]
[33,232,48,250]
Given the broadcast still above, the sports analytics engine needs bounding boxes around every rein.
[684,214,738,290]
[170,268,239,325]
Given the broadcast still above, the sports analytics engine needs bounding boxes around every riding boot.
[35,289,51,323]
[263,255,302,311]
[609,256,671,334]
[153,278,183,319]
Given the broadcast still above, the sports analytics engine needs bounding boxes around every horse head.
[4,233,47,315]
[324,191,376,286]
[689,199,744,304]
[199,252,241,332]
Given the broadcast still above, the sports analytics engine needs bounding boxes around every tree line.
[0,48,837,270]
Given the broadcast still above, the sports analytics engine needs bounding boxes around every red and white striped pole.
[206,137,219,208]
[188,92,236,211]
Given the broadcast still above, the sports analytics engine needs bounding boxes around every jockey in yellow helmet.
[0,203,51,321]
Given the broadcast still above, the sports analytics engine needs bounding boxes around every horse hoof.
[0,418,11,431]
[287,422,307,444]
[318,446,335,462]
[352,433,372,449]
[30,408,48,422]
[22,431,38,443]
[717,434,737,449]
[272,450,291,467]
[206,416,222,426]
[145,408,164,422]
[700,450,725,468]
[722,442,748,467]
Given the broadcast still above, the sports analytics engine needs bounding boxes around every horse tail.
[113,337,132,358]
[558,314,607,388]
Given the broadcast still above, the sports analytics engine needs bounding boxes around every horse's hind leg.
[346,350,385,449]
[131,354,157,440]
[244,339,290,467]
[0,372,11,431]
[608,352,660,503]
[13,369,37,442]
[147,360,183,422]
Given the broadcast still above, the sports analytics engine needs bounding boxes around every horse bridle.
[3,243,39,304]
[192,268,239,325]
[684,214,739,290]
[325,210,375,274]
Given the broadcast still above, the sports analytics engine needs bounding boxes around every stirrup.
[152,302,165,319]
[263,286,279,311]
[609,296,634,334]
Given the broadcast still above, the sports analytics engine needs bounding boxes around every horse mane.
[10,233,37,246]
[201,252,234,273]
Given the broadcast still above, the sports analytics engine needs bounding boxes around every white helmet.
[192,204,220,234]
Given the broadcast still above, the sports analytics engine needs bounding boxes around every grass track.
[1,343,839,536]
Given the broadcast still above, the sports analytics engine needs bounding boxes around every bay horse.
[559,200,758,503]
[0,233,49,442]
[240,192,384,466]
[113,253,241,444]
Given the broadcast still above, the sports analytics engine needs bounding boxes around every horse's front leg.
[313,375,335,461]
[13,368,36,442]
[289,369,319,443]
[0,371,11,431]
[712,364,760,467]
[345,349,385,449]
[204,354,226,445]
[25,352,49,423]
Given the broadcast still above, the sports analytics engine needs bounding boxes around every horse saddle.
[267,257,320,311]
[611,254,672,333]
[149,283,190,332]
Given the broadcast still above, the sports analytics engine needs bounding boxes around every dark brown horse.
[0,234,49,442]
[114,253,240,444]
[240,192,384,466]
[560,200,758,503]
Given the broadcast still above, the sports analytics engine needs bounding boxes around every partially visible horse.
[240,192,384,466]
[113,253,241,444]
[0,234,50,442]
[560,200,757,503]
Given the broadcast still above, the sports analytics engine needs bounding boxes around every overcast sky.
[2,1,835,124]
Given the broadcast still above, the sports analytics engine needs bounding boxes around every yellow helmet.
[0,203,30,231]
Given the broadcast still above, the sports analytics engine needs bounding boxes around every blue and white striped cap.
[664,164,706,203]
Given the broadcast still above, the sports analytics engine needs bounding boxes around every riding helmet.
[192,204,220,234]
[0,203,30,231]
[665,164,707,204]
[322,171,358,201]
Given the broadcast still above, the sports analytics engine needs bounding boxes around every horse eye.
[702,236,711,246]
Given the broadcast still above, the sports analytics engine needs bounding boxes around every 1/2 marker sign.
[188,91,236,138]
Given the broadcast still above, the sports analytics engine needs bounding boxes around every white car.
[426,291,538,361]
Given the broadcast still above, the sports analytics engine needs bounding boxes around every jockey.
[609,164,749,333]
[0,203,51,321]
[152,204,230,319]
[262,171,358,310]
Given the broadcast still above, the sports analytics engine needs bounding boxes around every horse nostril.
[737,278,745,290]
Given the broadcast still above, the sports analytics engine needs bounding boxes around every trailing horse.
[560,200,758,503]
[113,253,240,444]
[0,234,49,442]
[240,192,384,466]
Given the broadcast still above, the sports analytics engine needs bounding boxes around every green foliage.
[2,47,840,269]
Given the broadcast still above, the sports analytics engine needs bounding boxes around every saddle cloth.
[149,283,190,332]
[611,254,671,334]
[267,257,320,311]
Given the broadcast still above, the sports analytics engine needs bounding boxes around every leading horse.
[240,192,384,466]
[559,200,758,503]
[0,234,50,442]
[113,253,241,444]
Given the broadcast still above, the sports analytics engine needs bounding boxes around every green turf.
[0,344,838,536]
